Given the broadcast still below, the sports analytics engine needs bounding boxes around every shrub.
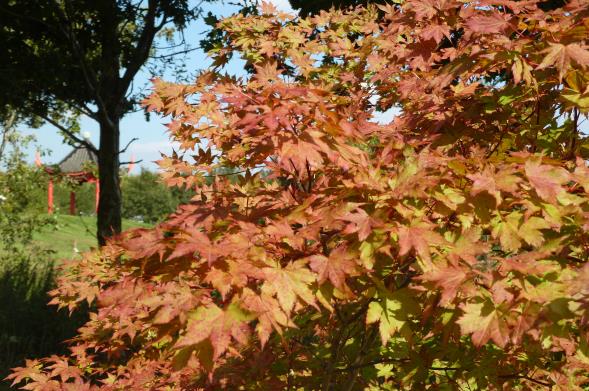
[0,165,51,249]
[10,1,589,389]
[50,180,95,216]
[0,133,85,382]
[0,257,86,381]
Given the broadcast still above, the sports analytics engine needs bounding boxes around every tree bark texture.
[97,118,121,245]
[96,0,122,245]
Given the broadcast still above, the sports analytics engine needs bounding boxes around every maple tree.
[288,0,568,16]
[9,0,589,389]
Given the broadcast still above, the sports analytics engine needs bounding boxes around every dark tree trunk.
[97,117,121,246]
[96,0,122,246]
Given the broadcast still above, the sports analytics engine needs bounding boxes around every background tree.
[9,1,589,389]
[122,168,183,223]
[0,0,216,244]
[0,114,50,249]
[0,124,86,379]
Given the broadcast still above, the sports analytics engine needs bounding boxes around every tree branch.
[121,159,143,165]
[45,93,97,120]
[118,1,144,34]
[189,0,208,17]
[498,373,552,388]
[566,107,580,160]
[342,326,379,391]
[69,101,98,120]
[119,0,161,99]
[203,170,248,178]
[336,358,410,372]
[53,0,113,127]
[0,5,55,32]
[0,4,100,123]
[150,46,199,59]
[37,113,98,154]
[119,137,139,154]
[152,39,189,51]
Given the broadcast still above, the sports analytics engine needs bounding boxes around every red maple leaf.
[308,246,357,294]
[176,302,251,360]
[420,265,469,305]
[525,160,570,203]
[466,13,513,34]
[398,222,444,264]
[458,301,510,347]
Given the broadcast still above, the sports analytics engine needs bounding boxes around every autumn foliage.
[9,0,589,389]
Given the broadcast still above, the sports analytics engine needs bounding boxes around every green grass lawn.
[0,215,150,385]
[33,214,150,260]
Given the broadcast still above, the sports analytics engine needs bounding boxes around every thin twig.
[498,373,552,388]
[118,138,139,154]
[336,358,410,372]
[203,169,248,178]
[567,107,580,160]
[120,159,143,165]
[151,46,200,59]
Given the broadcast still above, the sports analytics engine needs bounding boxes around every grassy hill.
[33,214,150,260]
[0,215,150,384]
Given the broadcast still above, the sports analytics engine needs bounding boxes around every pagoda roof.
[57,143,98,173]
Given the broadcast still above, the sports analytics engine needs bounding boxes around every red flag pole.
[95,180,100,213]
[48,179,54,214]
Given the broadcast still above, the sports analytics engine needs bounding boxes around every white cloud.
[131,140,180,154]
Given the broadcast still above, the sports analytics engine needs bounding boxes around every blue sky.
[24,0,295,172]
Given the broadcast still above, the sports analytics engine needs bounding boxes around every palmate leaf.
[7,360,47,386]
[366,288,420,345]
[420,24,452,44]
[519,216,550,247]
[397,221,444,266]
[457,300,510,348]
[562,89,589,111]
[537,43,589,80]
[492,211,522,252]
[420,265,469,305]
[524,159,570,202]
[407,0,438,20]
[241,288,292,347]
[466,13,514,34]
[260,260,317,314]
[176,301,253,361]
[308,247,357,294]
[512,56,533,85]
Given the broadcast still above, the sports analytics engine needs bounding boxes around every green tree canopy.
[0,0,216,244]
[122,169,181,224]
